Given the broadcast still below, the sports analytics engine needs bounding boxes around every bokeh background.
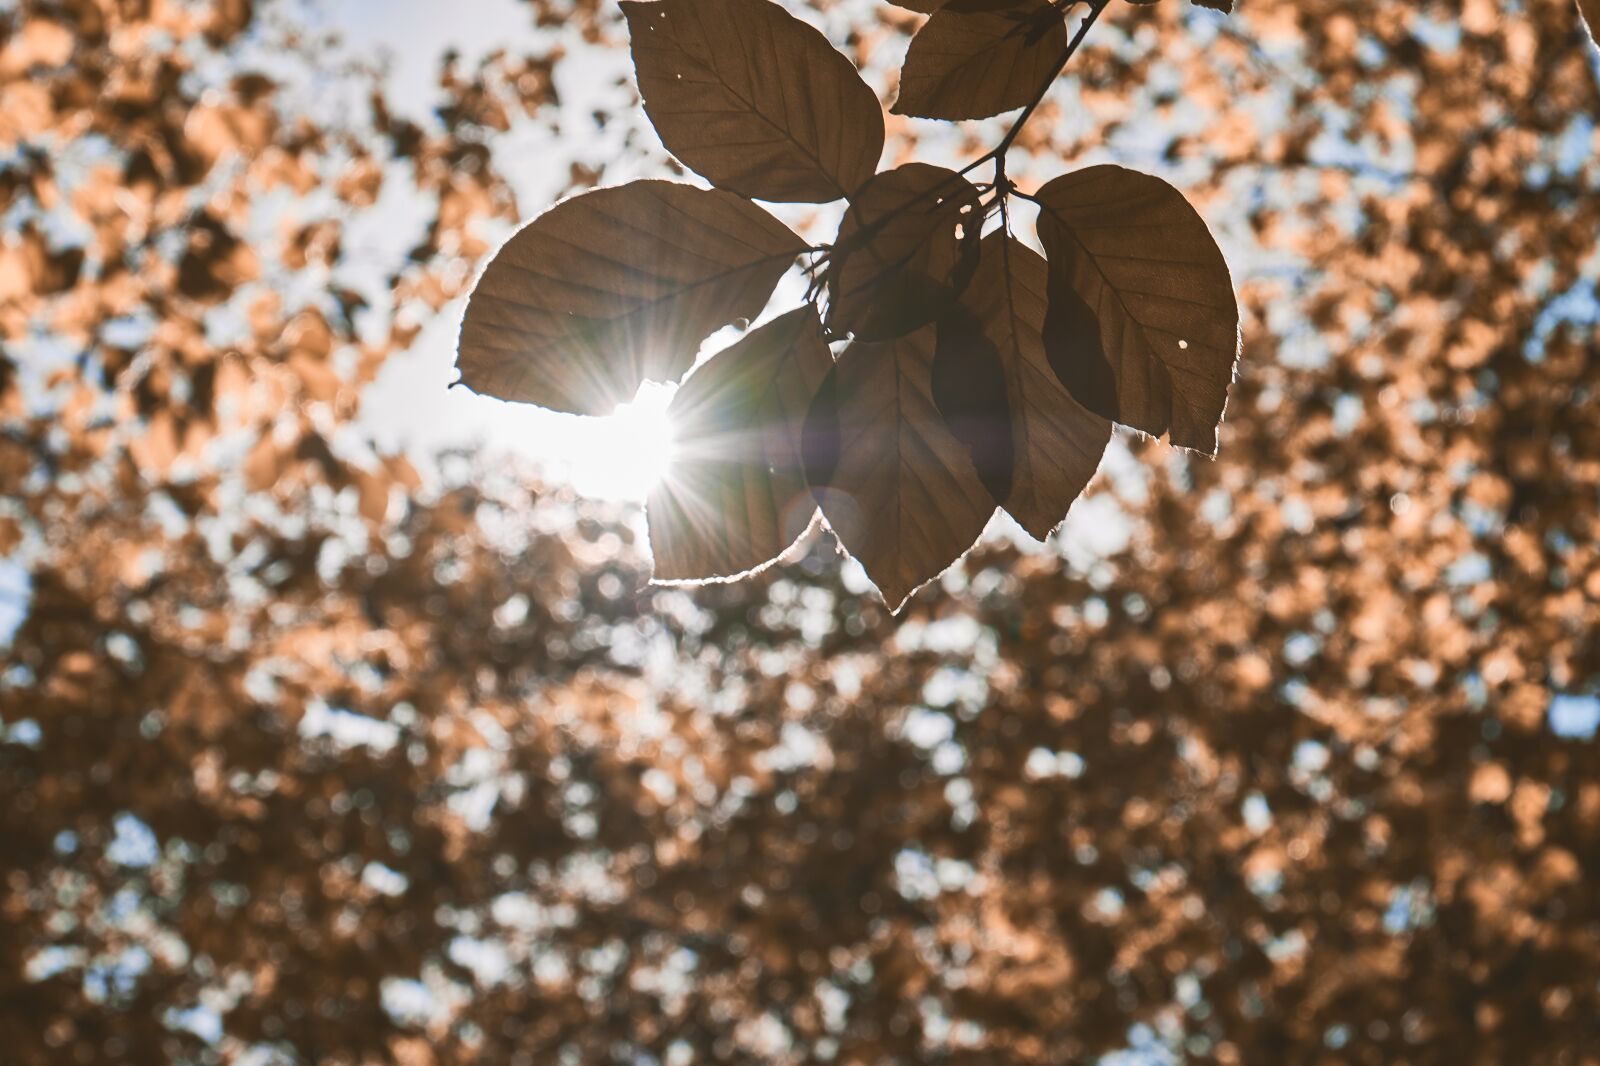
[2,0,1599,1062]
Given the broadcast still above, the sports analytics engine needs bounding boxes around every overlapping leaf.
[648,306,832,582]
[955,234,1110,538]
[456,180,803,415]
[826,163,981,341]
[622,0,885,203]
[802,327,996,612]
[894,0,1069,121]
[932,308,1014,505]
[1035,164,1239,454]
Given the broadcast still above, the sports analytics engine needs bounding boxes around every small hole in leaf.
[1178,339,1189,350]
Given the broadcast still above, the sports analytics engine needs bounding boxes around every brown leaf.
[932,308,1014,505]
[622,0,885,203]
[1581,0,1600,44]
[827,163,981,341]
[801,327,995,612]
[893,0,1069,121]
[1035,165,1238,454]
[957,234,1110,538]
[648,306,832,582]
[457,180,804,415]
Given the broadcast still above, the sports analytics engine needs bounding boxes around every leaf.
[622,0,886,203]
[1034,164,1239,455]
[1581,0,1600,45]
[932,308,1014,504]
[893,0,1069,121]
[647,306,833,582]
[956,234,1110,538]
[888,0,946,10]
[457,180,804,416]
[826,163,982,341]
[801,327,996,612]
[1191,0,1233,11]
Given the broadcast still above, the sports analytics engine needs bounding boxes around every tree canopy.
[2,0,1599,1063]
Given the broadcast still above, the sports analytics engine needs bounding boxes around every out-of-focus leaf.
[827,163,981,341]
[622,0,885,203]
[1035,164,1238,454]
[648,306,833,582]
[457,180,804,415]
[1581,0,1600,44]
[893,0,1069,121]
[801,327,995,612]
[957,234,1109,538]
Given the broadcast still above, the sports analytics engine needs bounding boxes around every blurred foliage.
[1,0,1599,1063]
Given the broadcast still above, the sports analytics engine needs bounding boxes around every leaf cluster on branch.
[456,0,1242,610]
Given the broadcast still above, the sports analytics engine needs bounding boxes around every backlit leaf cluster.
[458,0,1242,609]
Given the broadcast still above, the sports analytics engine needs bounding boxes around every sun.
[566,382,679,501]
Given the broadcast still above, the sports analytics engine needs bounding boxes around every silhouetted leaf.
[888,0,946,10]
[1035,164,1239,454]
[648,306,833,582]
[457,180,804,415]
[802,327,995,611]
[893,0,1069,121]
[932,308,1014,504]
[622,0,886,203]
[827,163,981,341]
[1581,0,1600,44]
[959,234,1110,538]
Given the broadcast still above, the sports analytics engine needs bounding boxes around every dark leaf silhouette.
[622,0,886,203]
[826,163,981,341]
[888,0,947,10]
[1581,0,1600,44]
[647,306,832,581]
[932,307,1015,504]
[802,328,995,611]
[457,180,803,415]
[894,0,1069,121]
[1035,164,1239,454]
[961,234,1110,538]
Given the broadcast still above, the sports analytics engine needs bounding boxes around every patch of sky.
[1548,694,1599,740]
[84,944,152,1003]
[298,700,399,752]
[1524,278,1600,362]
[1408,12,1460,54]
[380,977,434,1026]
[1097,1023,1181,1066]
[166,1005,224,1044]
[1445,552,1491,588]
[107,812,160,869]
[1242,793,1272,834]
[0,557,31,649]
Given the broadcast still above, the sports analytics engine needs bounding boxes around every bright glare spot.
[567,382,678,501]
